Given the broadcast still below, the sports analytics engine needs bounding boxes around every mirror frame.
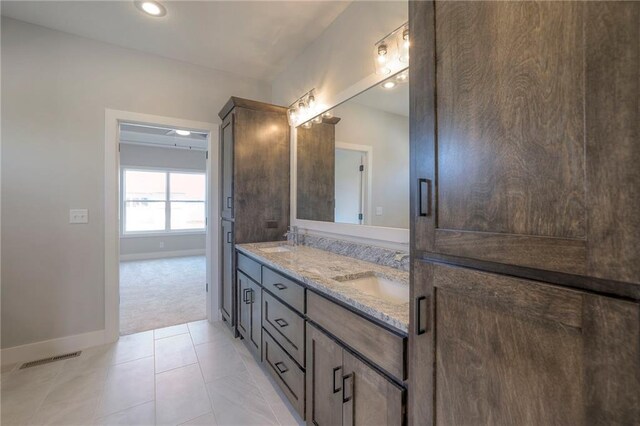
[290,66,410,249]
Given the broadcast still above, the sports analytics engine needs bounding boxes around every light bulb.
[322,111,333,119]
[308,94,316,110]
[403,28,409,49]
[395,71,408,82]
[377,44,388,64]
[301,122,312,129]
[176,129,191,136]
[136,1,167,17]
[312,116,323,124]
[382,81,396,90]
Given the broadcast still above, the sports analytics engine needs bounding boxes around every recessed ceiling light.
[176,130,191,136]
[382,80,396,90]
[135,1,166,17]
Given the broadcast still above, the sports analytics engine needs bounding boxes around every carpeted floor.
[119,256,207,335]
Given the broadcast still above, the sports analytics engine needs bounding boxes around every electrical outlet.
[376,206,383,216]
[69,209,89,224]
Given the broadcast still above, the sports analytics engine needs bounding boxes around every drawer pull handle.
[226,196,232,209]
[342,373,354,403]
[274,318,289,328]
[226,231,232,244]
[416,296,428,335]
[332,366,342,393]
[275,361,288,374]
[273,283,287,290]
[245,289,254,304]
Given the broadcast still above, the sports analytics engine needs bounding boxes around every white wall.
[333,102,409,229]
[119,144,206,259]
[0,17,270,349]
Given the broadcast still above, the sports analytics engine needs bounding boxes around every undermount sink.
[259,246,292,253]
[333,272,409,304]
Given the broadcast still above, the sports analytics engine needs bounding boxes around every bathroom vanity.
[235,242,409,425]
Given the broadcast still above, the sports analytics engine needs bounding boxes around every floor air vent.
[19,351,82,369]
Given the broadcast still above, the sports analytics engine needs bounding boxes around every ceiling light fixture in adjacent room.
[382,80,397,90]
[134,1,167,17]
[176,130,191,136]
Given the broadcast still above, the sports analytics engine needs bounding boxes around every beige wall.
[0,17,270,349]
[119,144,206,258]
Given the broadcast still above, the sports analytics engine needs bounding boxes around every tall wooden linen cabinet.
[219,97,290,334]
[408,1,640,425]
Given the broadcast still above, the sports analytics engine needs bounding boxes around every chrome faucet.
[284,225,300,246]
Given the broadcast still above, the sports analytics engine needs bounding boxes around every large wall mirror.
[295,69,409,230]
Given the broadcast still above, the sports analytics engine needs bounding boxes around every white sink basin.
[259,246,292,253]
[333,272,409,304]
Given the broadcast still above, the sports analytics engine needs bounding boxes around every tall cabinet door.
[220,219,234,328]
[342,351,404,426]
[306,323,344,426]
[411,1,640,283]
[220,113,234,220]
[409,260,640,425]
[236,271,250,338]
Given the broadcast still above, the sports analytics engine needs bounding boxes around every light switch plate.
[376,206,383,216]
[69,209,89,224]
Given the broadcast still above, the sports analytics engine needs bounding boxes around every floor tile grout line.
[28,359,70,424]
[189,321,221,426]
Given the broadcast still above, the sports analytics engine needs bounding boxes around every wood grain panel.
[435,1,586,239]
[262,291,306,367]
[233,106,290,244]
[307,291,405,381]
[262,266,306,314]
[585,1,640,284]
[263,331,305,418]
[296,122,336,222]
[433,263,583,329]
[435,229,587,275]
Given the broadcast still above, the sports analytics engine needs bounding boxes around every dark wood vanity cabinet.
[218,97,290,333]
[306,323,404,426]
[409,1,640,425]
[411,0,640,284]
[410,260,640,425]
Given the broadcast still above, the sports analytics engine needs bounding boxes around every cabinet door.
[342,351,404,426]
[220,113,234,220]
[409,260,640,425]
[220,219,234,328]
[236,271,250,339]
[248,280,262,357]
[306,323,344,426]
[410,1,640,283]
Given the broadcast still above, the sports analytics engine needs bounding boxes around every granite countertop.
[236,241,410,334]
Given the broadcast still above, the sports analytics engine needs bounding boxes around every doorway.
[334,143,372,225]
[104,110,219,342]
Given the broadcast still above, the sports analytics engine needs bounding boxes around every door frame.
[335,142,373,225]
[105,109,219,343]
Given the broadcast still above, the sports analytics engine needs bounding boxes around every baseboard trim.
[119,249,205,261]
[1,329,112,366]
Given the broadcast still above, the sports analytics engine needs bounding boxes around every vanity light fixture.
[287,88,320,127]
[134,1,167,17]
[322,111,333,119]
[374,22,409,74]
[175,129,191,136]
[301,121,313,129]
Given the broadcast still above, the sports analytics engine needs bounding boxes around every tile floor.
[1,320,304,426]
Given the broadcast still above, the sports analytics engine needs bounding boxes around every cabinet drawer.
[237,253,261,284]
[307,291,406,381]
[263,331,305,418]
[262,267,305,314]
[262,291,305,367]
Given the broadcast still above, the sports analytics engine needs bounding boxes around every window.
[123,169,206,233]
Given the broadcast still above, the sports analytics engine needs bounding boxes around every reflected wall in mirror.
[296,69,409,229]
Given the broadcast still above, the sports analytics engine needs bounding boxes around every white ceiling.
[1,0,351,81]
[120,123,209,151]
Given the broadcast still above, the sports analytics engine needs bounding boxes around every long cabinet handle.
[332,366,342,393]
[342,373,354,403]
[242,288,250,303]
[245,289,254,304]
[415,296,428,335]
[226,231,232,244]
[274,361,289,374]
[226,196,232,209]
[418,178,432,217]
